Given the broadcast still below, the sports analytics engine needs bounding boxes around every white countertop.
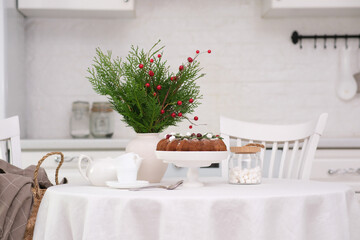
[21,139,130,150]
[317,138,360,149]
[20,138,360,150]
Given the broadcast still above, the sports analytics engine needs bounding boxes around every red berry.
[179,65,184,71]
[158,54,161,58]
[189,125,193,129]
[216,135,220,137]
[177,101,182,105]
[178,112,182,117]
[188,57,193,63]
[170,76,174,81]
[149,70,154,76]
[189,98,194,103]
[166,134,171,139]
[153,92,157,97]
[194,116,198,121]
[139,64,144,69]
[150,59,154,63]
[171,112,176,118]
[160,109,165,114]
[156,85,162,90]
[145,83,150,88]
[197,133,202,138]
[207,49,211,53]
[191,133,196,137]
[196,50,200,54]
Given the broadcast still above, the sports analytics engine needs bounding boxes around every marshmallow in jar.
[228,144,264,185]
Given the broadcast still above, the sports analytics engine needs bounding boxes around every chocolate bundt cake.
[156,133,227,151]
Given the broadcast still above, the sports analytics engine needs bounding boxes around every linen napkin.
[0,160,53,240]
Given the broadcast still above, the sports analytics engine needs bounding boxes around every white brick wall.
[24,0,360,139]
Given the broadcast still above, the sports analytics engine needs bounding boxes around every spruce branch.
[87,40,208,133]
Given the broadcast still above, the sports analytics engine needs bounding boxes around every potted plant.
[87,40,210,182]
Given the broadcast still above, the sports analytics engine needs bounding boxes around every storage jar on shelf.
[90,102,114,138]
[70,101,90,138]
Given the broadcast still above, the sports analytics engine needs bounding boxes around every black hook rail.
[291,31,360,49]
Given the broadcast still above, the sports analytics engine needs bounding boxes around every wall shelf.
[262,0,360,18]
[17,0,135,18]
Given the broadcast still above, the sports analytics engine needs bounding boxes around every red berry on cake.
[145,83,150,88]
[153,92,157,97]
[156,85,162,90]
[178,112,183,117]
[207,50,211,53]
[197,133,202,138]
[189,125,193,129]
[179,65,184,71]
[150,59,154,63]
[171,112,176,118]
[149,70,154,76]
[189,98,194,103]
[196,50,200,54]
[188,57,193,63]
[158,54,162,58]
[160,109,165,114]
[177,101,182,105]
[139,64,144,69]
[194,116,198,121]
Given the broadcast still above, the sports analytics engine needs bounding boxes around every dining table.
[33,178,360,240]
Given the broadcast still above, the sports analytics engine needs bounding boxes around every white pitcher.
[78,153,142,186]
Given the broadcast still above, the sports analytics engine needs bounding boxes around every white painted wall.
[24,0,360,139]
[0,0,5,120]
[0,0,26,137]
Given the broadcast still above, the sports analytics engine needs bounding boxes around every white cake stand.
[155,151,229,187]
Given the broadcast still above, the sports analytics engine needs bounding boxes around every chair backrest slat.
[260,141,266,165]
[220,113,328,180]
[0,116,22,168]
[278,141,289,178]
[296,138,309,178]
[268,142,278,178]
[287,140,299,178]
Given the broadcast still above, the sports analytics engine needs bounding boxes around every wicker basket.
[23,152,65,240]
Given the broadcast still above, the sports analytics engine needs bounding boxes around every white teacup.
[114,153,142,183]
[78,152,142,186]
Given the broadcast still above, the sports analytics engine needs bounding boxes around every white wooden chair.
[220,113,328,180]
[0,116,22,168]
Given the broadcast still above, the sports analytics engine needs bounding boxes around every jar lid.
[230,143,265,154]
[72,101,89,111]
[91,102,113,112]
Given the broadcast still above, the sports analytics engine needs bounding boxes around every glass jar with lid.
[90,102,114,138]
[70,101,90,138]
[228,144,264,185]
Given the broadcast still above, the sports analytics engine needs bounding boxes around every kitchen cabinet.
[311,149,360,201]
[17,0,135,18]
[262,0,360,18]
[21,139,128,184]
[21,139,221,184]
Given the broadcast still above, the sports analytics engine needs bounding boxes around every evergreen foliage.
[87,40,207,133]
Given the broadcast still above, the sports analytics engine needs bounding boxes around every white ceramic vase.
[125,133,167,183]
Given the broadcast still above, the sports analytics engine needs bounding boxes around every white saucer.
[106,180,149,189]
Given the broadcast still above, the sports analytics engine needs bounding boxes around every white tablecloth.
[33,179,360,240]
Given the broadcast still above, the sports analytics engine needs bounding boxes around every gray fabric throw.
[0,160,53,240]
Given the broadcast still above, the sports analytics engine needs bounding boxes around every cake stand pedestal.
[155,151,229,188]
